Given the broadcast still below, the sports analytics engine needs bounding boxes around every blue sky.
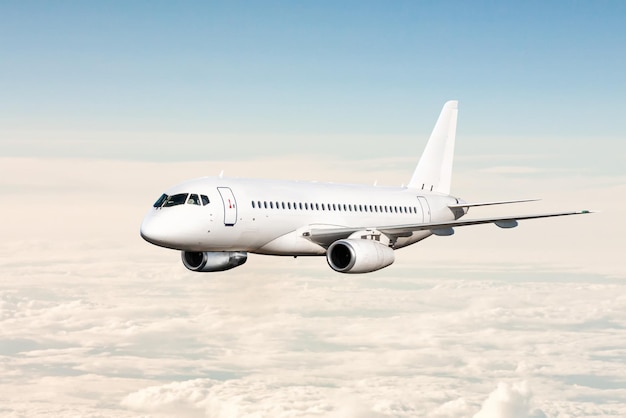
[1,1,625,164]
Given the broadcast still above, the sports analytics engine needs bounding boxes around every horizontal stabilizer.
[448,198,540,209]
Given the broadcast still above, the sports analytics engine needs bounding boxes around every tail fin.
[408,100,458,194]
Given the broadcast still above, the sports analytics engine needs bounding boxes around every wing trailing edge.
[379,210,592,235]
[305,210,592,247]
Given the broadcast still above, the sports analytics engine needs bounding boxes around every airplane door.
[417,196,431,223]
[217,187,238,226]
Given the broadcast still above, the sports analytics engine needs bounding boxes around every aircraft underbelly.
[254,230,325,255]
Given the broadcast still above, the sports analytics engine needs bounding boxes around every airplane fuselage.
[140,177,462,255]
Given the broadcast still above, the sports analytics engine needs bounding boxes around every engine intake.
[181,251,247,272]
[326,239,395,273]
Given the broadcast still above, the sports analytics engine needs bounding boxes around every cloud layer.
[1,157,625,417]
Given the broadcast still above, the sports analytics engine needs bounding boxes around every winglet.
[408,100,458,194]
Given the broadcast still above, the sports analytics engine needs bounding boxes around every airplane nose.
[139,214,159,245]
[140,212,167,247]
[140,209,200,250]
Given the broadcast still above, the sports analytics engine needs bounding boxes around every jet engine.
[181,251,247,272]
[326,239,395,273]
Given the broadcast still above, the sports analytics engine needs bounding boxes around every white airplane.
[140,101,590,273]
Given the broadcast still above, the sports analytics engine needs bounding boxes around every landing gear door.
[417,196,431,223]
[217,187,237,226]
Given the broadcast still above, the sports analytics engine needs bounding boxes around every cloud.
[121,377,395,418]
[121,378,214,417]
[473,381,546,418]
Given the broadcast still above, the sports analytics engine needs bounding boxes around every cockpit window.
[153,194,168,208]
[163,193,188,207]
[187,194,201,205]
[153,192,208,208]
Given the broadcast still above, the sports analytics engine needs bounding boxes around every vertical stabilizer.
[408,100,458,194]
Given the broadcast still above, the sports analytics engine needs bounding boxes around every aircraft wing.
[306,210,591,247]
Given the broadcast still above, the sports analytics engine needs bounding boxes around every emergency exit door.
[417,196,431,223]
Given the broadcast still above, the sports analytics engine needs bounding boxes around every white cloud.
[121,378,214,416]
[121,378,389,418]
[473,381,546,418]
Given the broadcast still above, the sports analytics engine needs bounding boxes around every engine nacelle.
[326,239,395,273]
[181,251,247,272]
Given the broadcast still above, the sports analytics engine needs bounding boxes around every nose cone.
[140,211,170,248]
[140,210,186,249]
[140,208,205,250]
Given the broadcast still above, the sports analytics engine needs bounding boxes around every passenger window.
[187,194,201,205]
[252,201,255,208]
